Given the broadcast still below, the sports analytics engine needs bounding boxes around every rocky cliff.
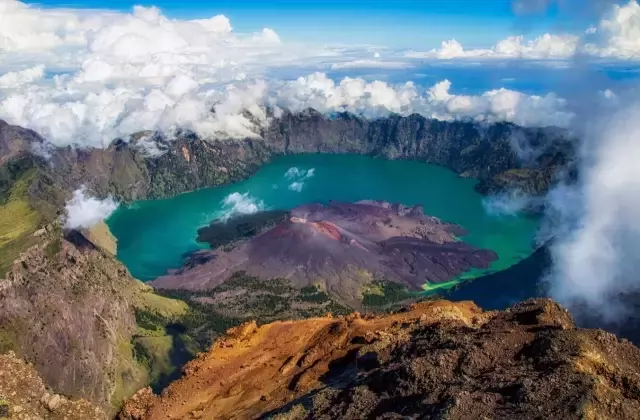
[120,298,640,420]
[36,111,571,202]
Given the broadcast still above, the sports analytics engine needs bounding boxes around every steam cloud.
[285,167,315,192]
[483,192,535,217]
[219,192,265,221]
[64,187,118,229]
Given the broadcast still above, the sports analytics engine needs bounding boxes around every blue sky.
[26,0,595,48]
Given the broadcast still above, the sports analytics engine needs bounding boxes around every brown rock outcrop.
[121,298,640,420]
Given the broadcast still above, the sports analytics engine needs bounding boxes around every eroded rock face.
[151,201,497,305]
[0,230,142,411]
[121,298,640,420]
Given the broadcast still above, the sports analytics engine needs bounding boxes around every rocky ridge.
[38,111,571,202]
[120,298,640,420]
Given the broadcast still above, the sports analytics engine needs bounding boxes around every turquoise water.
[107,154,539,284]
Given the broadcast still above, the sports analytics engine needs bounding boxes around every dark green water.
[107,154,539,287]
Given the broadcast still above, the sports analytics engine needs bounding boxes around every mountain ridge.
[120,298,640,420]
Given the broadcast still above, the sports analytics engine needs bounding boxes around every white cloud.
[406,34,579,60]
[288,182,304,192]
[406,1,640,61]
[582,0,640,59]
[547,101,640,321]
[64,187,118,229]
[219,192,265,221]
[0,65,45,88]
[271,74,573,128]
[483,192,534,216]
[284,167,315,192]
[330,59,412,70]
[0,0,590,149]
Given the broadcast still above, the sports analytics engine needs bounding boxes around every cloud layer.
[0,0,586,149]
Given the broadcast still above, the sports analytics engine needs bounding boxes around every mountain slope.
[121,298,640,420]
[0,226,192,413]
[152,201,497,306]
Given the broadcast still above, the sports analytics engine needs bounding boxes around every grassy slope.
[0,168,40,275]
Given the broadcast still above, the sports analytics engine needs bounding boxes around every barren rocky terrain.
[121,298,640,420]
[152,201,497,306]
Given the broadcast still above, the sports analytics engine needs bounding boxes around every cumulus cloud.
[406,34,579,60]
[408,1,640,60]
[330,59,412,70]
[0,0,584,149]
[64,187,118,229]
[0,65,44,88]
[0,1,323,147]
[271,74,573,127]
[582,0,640,59]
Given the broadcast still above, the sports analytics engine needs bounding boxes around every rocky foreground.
[121,298,640,420]
[152,201,497,305]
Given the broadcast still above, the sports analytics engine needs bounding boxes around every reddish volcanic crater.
[152,200,497,305]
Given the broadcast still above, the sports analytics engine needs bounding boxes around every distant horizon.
[23,0,598,49]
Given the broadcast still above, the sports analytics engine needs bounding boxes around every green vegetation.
[420,279,461,293]
[0,399,10,419]
[132,340,153,368]
[134,308,167,332]
[112,338,148,411]
[0,165,41,275]
[298,285,330,303]
[177,300,242,346]
[217,271,294,295]
[159,272,351,344]
[132,283,188,318]
[197,210,289,249]
[362,280,412,308]
[0,319,21,354]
